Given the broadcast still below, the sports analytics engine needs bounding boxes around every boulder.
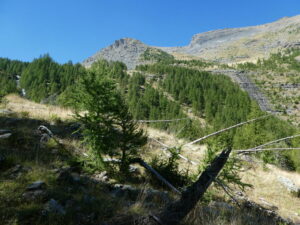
[241,199,293,225]
[26,181,46,191]
[210,201,234,211]
[57,170,81,184]
[0,129,11,135]
[8,164,31,178]
[144,189,170,203]
[11,164,22,174]
[111,184,140,199]
[22,189,47,201]
[110,184,171,203]
[0,109,14,116]
[259,197,278,211]
[44,199,66,215]
[92,171,109,183]
[277,176,300,196]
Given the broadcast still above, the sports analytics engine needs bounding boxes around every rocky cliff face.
[82,38,149,69]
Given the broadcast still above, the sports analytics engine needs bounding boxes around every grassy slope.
[0,108,117,224]
[1,95,300,224]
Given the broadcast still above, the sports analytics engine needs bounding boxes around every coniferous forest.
[1,55,299,171]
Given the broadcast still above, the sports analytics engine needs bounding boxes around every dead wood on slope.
[109,148,231,225]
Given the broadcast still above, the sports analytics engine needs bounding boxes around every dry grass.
[2,94,299,223]
[240,162,300,223]
[184,202,282,225]
[171,52,203,61]
[143,126,206,173]
[3,94,74,121]
[144,126,300,223]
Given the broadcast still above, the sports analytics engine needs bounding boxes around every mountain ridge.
[160,14,300,63]
[83,14,300,68]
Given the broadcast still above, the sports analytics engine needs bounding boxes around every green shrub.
[150,147,191,188]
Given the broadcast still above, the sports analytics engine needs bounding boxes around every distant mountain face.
[83,15,300,68]
[82,38,149,69]
[161,15,300,63]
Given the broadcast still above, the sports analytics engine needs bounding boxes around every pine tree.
[74,67,147,173]
[114,95,147,172]
[73,71,119,168]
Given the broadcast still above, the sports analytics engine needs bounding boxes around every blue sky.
[0,0,299,64]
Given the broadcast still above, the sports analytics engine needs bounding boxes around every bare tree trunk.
[183,116,269,146]
[110,148,232,225]
[130,158,181,195]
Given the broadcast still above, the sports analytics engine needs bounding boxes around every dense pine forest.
[136,62,300,170]
[0,58,28,96]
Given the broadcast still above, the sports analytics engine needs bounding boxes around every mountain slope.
[160,15,300,63]
[83,15,300,68]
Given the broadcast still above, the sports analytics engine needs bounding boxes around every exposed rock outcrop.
[82,38,149,69]
[277,176,300,196]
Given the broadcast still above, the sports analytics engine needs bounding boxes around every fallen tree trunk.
[235,147,300,153]
[184,116,269,146]
[236,133,300,153]
[110,148,232,225]
[150,137,198,165]
[136,118,188,123]
[0,129,12,139]
[130,158,181,195]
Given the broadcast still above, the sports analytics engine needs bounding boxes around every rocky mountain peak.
[82,38,149,69]
[111,38,144,47]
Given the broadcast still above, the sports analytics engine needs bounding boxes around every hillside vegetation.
[1,53,300,224]
[1,54,300,170]
[236,49,300,127]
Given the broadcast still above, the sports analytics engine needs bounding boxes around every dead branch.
[183,115,269,146]
[154,148,231,225]
[111,148,231,225]
[130,158,181,195]
[37,125,53,137]
[150,137,198,165]
[236,134,300,154]
[136,118,188,123]
[37,125,62,147]
[0,129,12,139]
[235,147,300,154]
[213,178,241,207]
[150,137,169,148]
